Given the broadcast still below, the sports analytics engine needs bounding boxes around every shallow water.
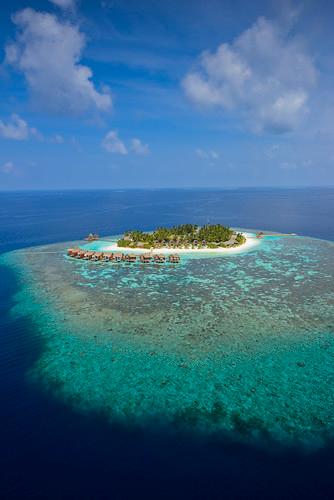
[4,231,334,450]
[2,188,334,499]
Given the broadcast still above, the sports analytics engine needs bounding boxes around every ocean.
[0,188,334,499]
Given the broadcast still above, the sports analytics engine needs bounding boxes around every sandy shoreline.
[93,232,260,255]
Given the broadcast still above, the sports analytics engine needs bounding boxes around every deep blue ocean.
[0,188,333,499]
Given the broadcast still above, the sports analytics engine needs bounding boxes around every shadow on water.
[1,265,334,499]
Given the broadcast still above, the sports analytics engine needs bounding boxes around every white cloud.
[102,133,150,156]
[131,138,150,155]
[1,161,15,174]
[51,134,65,143]
[196,148,219,160]
[5,8,112,115]
[280,161,298,169]
[102,131,128,155]
[183,17,316,133]
[0,114,38,140]
[49,0,76,9]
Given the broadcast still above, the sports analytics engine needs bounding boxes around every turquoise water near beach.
[3,232,334,449]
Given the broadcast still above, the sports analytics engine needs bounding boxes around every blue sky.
[0,0,333,189]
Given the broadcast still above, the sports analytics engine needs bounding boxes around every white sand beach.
[99,232,260,255]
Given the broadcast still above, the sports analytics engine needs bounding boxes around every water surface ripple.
[3,231,333,450]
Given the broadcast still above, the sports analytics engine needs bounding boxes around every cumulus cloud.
[50,134,65,143]
[196,148,219,160]
[5,8,112,115]
[102,131,128,155]
[0,114,38,140]
[102,132,150,156]
[280,161,298,169]
[183,17,316,133]
[49,0,77,9]
[1,161,15,174]
[131,138,150,155]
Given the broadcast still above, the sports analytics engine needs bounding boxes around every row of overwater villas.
[67,248,180,263]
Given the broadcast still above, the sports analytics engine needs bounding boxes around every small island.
[67,225,258,264]
[117,224,246,250]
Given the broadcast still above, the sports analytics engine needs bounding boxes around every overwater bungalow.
[67,248,79,257]
[154,254,165,263]
[91,252,103,261]
[103,253,113,262]
[67,248,180,264]
[83,251,94,260]
[140,254,152,263]
[169,254,180,263]
[113,253,123,262]
[85,233,100,241]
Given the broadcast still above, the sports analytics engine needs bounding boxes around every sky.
[0,0,333,189]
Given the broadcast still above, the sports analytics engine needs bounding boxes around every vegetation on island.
[117,224,246,249]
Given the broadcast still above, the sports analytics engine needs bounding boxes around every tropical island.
[117,224,246,249]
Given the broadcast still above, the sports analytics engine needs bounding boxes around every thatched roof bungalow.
[67,248,79,257]
[103,253,113,261]
[91,252,103,261]
[85,233,99,241]
[113,253,123,262]
[83,251,94,260]
[154,254,165,263]
[140,254,152,263]
[169,254,180,263]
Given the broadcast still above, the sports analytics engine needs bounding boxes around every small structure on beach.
[85,233,99,241]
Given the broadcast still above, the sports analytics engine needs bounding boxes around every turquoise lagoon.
[3,232,334,449]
